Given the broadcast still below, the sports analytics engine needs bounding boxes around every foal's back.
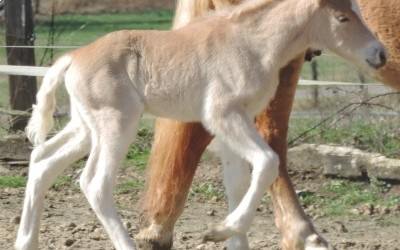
[66,16,249,121]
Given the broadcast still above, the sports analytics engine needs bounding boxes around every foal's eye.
[337,15,350,23]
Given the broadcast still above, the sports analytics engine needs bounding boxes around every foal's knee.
[82,183,105,213]
[79,174,89,196]
[253,151,280,185]
[80,176,111,214]
[30,146,46,164]
[27,163,54,192]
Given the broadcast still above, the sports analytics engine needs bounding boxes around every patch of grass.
[0,176,27,188]
[289,117,400,158]
[51,176,72,190]
[116,179,144,194]
[299,179,400,216]
[190,182,224,201]
[124,126,153,171]
[0,79,9,108]
[323,180,379,216]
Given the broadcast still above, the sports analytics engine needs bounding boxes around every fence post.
[311,60,319,108]
[5,0,37,131]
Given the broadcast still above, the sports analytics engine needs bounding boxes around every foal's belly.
[142,86,205,122]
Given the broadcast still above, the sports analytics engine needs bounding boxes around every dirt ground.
[1,152,400,250]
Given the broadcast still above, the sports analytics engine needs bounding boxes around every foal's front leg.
[203,109,279,242]
[216,140,251,249]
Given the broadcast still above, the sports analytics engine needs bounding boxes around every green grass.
[51,175,73,190]
[0,175,75,190]
[116,179,144,194]
[299,179,400,216]
[0,79,9,108]
[190,182,224,201]
[0,10,174,65]
[0,176,27,188]
[289,117,400,158]
[124,123,154,171]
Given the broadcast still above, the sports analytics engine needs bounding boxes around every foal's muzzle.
[366,48,387,69]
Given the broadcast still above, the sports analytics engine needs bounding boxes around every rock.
[0,135,31,161]
[181,234,191,241]
[10,215,20,224]
[367,156,400,180]
[90,228,105,241]
[211,196,220,202]
[66,222,77,230]
[334,221,348,233]
[124,221,132,229]
[64,238,75,247]
[358,204,375,216]
[288,144,400,181]
[206,210,216,216]
[375,206,391,215]
[0,164,11,175]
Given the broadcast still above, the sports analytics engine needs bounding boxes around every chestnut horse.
[137,0,400,250]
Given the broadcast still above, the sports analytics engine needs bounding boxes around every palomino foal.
[16,0,386,249]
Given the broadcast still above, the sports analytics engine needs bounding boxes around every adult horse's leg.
[256,56,331,250]
[136,120,212,249]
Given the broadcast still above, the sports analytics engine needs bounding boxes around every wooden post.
[5,0,37,131]
[35,0,41,14]
[311,60,319,108]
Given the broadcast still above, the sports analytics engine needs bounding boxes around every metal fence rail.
[0,64,383,86]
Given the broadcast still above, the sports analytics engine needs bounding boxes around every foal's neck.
[233,0,316,69]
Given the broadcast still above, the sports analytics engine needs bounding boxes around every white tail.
[26,55,72,146]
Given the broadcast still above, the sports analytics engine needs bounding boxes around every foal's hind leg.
[203,109,279,242]
[79,103,143,250]
[15,120,90,250]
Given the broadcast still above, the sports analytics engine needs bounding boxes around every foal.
[16,0,386,249]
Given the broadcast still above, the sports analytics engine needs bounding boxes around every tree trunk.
[5,0,37,131]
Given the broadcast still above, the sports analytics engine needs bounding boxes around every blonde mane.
[173,0,277,28]
[226,0,278,19]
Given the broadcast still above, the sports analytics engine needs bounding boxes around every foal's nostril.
[379,50,387,65]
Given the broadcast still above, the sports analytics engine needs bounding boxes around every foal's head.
[310,0,387,70]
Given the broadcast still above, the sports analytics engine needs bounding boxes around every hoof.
[202,224,234,243]
[136,238,172,250]
[305,234,336,250]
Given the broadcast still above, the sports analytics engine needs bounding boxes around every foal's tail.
[26,55,72,146]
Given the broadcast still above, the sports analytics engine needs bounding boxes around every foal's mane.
[225,0,280,19]
[176,0,280,26]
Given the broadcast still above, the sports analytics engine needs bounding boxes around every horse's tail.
[173,0,212,29]
[173,0,239,29]
[26,55,72,146]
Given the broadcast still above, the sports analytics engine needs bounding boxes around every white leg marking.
[79,99,143,250]
[15,121,90,250]
[203,109,279,242]
[218,142,251,250]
